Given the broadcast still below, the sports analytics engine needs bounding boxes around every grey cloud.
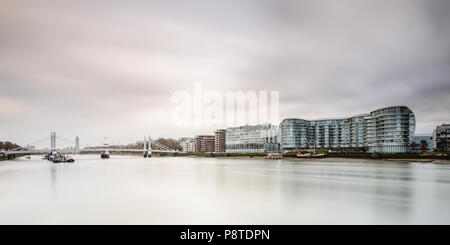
[0,0,449,145]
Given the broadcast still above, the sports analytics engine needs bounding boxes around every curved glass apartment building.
[279,119,310,151]
[367,106,415,153]
[280,106,415,153]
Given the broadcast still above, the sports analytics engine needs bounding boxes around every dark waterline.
[1,155,450,224]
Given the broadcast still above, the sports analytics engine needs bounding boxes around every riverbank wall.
[177,152,450,160]
[80,151,178,157]
[178,152,267,158]
[325,152,449,160]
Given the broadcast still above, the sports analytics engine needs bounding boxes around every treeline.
[155,138,182,151]
[0,141,20,150]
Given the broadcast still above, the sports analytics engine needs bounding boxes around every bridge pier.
[143,136,148,158]
[143,136,152,158]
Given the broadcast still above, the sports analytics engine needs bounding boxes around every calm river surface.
[1,155,450,224]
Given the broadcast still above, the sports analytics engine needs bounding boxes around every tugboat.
[101,150,110,159]
[46,150,58,161]
[101,137,110,159]
[52,153,75,163]
[48,153,56,161]
[65,155,75,162]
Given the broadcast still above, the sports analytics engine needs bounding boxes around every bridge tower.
[143,136,148,158]
[148,137,152,157]
[50,132,56,150]
[143,136,152,158]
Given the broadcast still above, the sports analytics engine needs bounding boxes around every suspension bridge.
[0,132,178,160]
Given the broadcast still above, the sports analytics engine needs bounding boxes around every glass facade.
[411,135,433,152]
[310,119,350,148]
[279,106,416,153]
[225,124,280,153]
[279,119,310,151]
[367,106,415,153]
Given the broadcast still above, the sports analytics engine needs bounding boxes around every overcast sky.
[1,0,449,147]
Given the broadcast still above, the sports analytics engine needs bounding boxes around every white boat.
[265,153,283,159]
[296,152,325,158]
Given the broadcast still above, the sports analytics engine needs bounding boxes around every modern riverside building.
[195,135,215,153]
[180,137,196,153]
[280,106,416,153]
[279,118,315,151]
[434,124,450,152]
[225,124,280,153]
[214,129,226,153]
[411,135,433,152]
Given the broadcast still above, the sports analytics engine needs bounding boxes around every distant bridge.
[0,133,178,160]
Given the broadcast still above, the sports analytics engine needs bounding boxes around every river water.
[1,155,450,224]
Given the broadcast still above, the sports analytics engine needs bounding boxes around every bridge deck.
[2,149,178,155]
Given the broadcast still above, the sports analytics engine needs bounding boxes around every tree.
[155,138,182,151]
[0,141,20,150]
[420,140,428,152]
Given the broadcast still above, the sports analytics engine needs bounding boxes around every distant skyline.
[1,0,449,147]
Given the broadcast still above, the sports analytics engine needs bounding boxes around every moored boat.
[265,153,283,159]
[296,152,326,158]
[101,151,110,159]
[52,154,75,163]
[295,136,326,159]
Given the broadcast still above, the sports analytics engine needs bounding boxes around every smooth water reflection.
[1,155,450,224]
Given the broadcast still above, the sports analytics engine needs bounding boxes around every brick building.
[214,129,226,153]
[195,135,215,153]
